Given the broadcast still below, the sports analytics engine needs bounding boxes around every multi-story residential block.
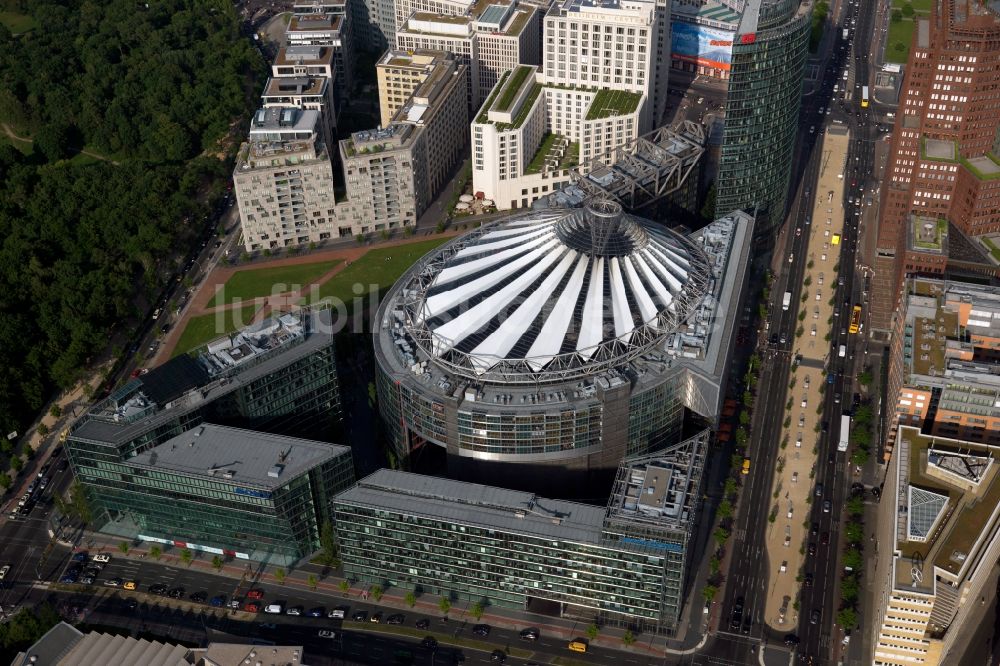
[472,64,643,210]
[234,107,338,251]
[100,425,355,566]
[394,0,472,38]
[395,2,540,113]
[260,75,338,151]
[714,0,811,234]
[474,1,541,99]
[334,430,709,634]
[871,2,1000,334]
[286,12,356,102]
[66,311,344,550]
[377,49,455,126]
[339,54,468,234]
[397,13,481,110]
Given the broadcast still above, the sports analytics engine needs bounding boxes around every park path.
[2,122,120,165]
[157,232,460,361]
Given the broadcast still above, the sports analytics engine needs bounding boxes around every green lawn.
[982,237,1000,262]
[886,18,915,64]
[207,260,342,308]
[310,239,450,306]
[172,304,261,357]
[0,10,37,33]
[586,89,642,120]
[0,133,32,155]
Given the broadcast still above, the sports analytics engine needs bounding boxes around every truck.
[782,291,792,311]
[838,414,851,452]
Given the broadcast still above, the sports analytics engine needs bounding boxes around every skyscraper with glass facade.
[66,311,343,550]
[715,0,812,233]
[333,430,708,634]
[100,425,354,566]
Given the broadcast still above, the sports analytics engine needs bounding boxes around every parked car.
[124,581,137,591]
[351,610,368,622]
[328,607,347,619]
[421,636,438,651]
[369,611,382,624]
[148,583,168,595]
[519,628,540,641]
[209,595,226,607]
[168,587,185,599]
[189,592,208,603]
[286,606,303,616]
[386,614,405,625]
[246,589,265,600]
[415,618,430,630]
[244,602,261,613]
[318,630,336,639]
[490,650,507,663]
[104,577,123,587]
[472,624,491,637]
[93,553,111,563]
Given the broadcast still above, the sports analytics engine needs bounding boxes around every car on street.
[244,602,261,613]
[168,587,185,599]
[72,552,88,562]
[60,574,78,584]
[490,650,507,663]
[189,592,207,603]
[0,565,9,581]
[804,573,814,587]
[80,576,95,585]
[148,583,168,595]
[286,606,303,616]
[808,543,817,556]
[473,624,491,637]
[823,500,832,513]
[369,611,382,623]
[421,636,438,651]
[519,627,540,641]
[229,599,242,609]
[104,577,123,587]
[318,630,336,639]
[821,531,830,545]
[415,618,430,630]
[246,589,264,600]
[386,614,405,625]
[306,607,325,618]
[328,607,347,619]
[93,554,111,563]
[810,609,821,625]
[122,580,136,591]
[784,634,800,646]
[352,610,368,622]
[210,595,226,607]
[125,598,138,611]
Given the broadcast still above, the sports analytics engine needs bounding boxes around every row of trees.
[835,491,867,629]
[0,0,264,439]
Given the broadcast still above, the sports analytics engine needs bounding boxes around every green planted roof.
[495,65,533,112]
[585,89,642,120]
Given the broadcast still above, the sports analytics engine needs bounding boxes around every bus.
[838,414,851,452]
[849,305,862,334]
[861,86,870,108]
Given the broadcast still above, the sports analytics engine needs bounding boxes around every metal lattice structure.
[540,121,706,212]
[392,202,713,385]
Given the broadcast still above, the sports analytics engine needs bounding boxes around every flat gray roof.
[335,469,606,543]
[128,424,349,490]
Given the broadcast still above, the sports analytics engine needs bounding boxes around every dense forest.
[0,0,265,438]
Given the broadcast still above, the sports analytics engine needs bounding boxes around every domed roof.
[396,201,712,383]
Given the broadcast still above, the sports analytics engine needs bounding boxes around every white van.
[93,554,111,563]
[265,604,284,614]
[838,344,847,358]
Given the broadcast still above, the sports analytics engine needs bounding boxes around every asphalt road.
[712,0,884,663]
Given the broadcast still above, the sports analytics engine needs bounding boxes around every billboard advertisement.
[671,21,734,72]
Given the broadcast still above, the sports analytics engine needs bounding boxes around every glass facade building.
[99,425,354,566]
[715,0,812,233]
[333,431,708,634]
[67,311,343,555]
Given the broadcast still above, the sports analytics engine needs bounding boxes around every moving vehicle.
[842,28,849,39]
[849,305,862,334]
[741,458,751,475]
[838,344,847,358]
[472,624,491,636]
[861,86,869,108]
[415,618,430,630]
[519,627,540,640]
[568,640,589,653]
[93,553,111,564]
[490,650,507,663]
[246,589,264,600]
[839,414,851,452]
[782,291,792,311]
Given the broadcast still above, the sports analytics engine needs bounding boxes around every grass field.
[0,10,36,33]
[885,0,932,64]
[207,260,342,308]
[172,304,261,357]
[310,238,450,306]
[0,133,32,155]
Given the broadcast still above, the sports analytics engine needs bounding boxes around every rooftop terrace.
[893,427,1000,592]
[909,215,948,253]
[585,89,643,120]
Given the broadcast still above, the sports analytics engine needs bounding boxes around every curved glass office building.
[715,0,812,233]
[374,202,753,495]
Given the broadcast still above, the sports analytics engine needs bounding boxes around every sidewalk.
[72,532,691,658]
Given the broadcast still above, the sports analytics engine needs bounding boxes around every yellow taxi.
[568,639,588,653]
[123,581,137,591]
